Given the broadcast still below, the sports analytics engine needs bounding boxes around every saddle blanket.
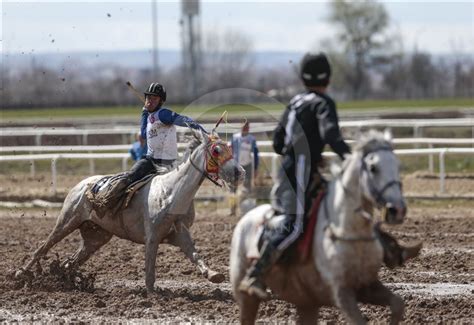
[86,173,157,217]
[246,191,326,262]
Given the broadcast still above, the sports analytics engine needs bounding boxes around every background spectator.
[129,132,147,162]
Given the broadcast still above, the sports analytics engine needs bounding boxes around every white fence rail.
[2,138,473,154]
[1,149,473,194]
[3,138,472,175]
[1,118,472,145]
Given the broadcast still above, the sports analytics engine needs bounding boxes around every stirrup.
[238,276,270,300]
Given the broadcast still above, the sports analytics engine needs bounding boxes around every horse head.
[355,130,406,224]
[190,129,245,191]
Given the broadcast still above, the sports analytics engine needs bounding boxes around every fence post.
[30,151,35,177]
[122,157,129,171]
[51,157,58,194]
[89,152,95,175]
[35,133,42,146]
[82,131,89,145]
[428,144,434,173]
[413,126,423,147]
[439,149,446,194]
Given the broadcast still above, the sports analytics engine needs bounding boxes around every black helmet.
[144,83,167,102]
[300,52,331,87]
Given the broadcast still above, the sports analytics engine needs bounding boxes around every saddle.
[86,172,158,218]
[247,191,326,264]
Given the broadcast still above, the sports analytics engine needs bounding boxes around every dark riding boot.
[375,224,422,269]
[239,241,279,300]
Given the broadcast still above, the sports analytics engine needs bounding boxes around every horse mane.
[187,136,202,152]
[180,136,203,163]
[353,130,393,157]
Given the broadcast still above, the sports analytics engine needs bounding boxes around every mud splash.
[11,256,95,293]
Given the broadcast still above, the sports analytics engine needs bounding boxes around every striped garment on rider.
[277,154,306,251]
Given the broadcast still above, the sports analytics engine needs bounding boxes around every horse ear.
[190,127,202,142]
[383,128,393,143]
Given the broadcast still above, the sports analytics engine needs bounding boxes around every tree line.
[1,0,472,109]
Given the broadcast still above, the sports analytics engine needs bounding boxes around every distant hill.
[3,49,303,71]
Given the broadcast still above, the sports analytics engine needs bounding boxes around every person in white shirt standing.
[231,120,260,194]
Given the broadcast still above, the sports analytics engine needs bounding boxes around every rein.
[327,226,376,242]
[322,191,377,242]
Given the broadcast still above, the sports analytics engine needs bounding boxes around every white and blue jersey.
[140,107,204,160]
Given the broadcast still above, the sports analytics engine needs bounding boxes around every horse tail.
[229,204,272,298]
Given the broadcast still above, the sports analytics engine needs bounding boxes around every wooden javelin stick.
[126,81,146,105]
[212,110,227,133]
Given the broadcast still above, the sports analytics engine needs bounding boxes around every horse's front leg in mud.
[145,234,160,293]
[357,280,404,325]
[168,224,225,283]
[334,286,366,325]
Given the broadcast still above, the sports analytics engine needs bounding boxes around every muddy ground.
[0,201,472,323]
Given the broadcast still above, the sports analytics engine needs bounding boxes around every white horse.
[230,131,407,324]
[16,130,245,293]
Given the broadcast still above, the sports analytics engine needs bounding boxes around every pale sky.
[1,1,473,55]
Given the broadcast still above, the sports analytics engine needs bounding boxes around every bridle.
[360,146,403,208]
[327,145,402,242]
[189,136,233,187]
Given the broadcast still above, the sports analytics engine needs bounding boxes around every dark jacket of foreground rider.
[273,89,350,192]
[239,52,351,300]
[271,55,350,252]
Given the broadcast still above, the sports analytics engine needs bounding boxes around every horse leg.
[296,305,318,325]
[166,225,225,283]
[238,292,261,325]
[145,234,160,294]
[334,287,366,325]
[16,209,83,279]
[357,280,404,325]
[62,221,113,270]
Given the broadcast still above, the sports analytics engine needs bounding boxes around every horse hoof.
[14,269,33,281]
[207,271,225,283]
[402,242,423,261]
[145,288,156,297]
[14,269,26,280]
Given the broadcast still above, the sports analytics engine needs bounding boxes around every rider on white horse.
[127,83,206,182]
[239,52,417,300]
[103,83,206,201]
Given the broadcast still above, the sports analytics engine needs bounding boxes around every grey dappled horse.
[16,130,244,293]
[230,131,407,324]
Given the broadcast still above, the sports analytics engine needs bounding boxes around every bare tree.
[328,0,390,99]
[382,54,411,98]
[201,29,255,92]
[410,51,437,98]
